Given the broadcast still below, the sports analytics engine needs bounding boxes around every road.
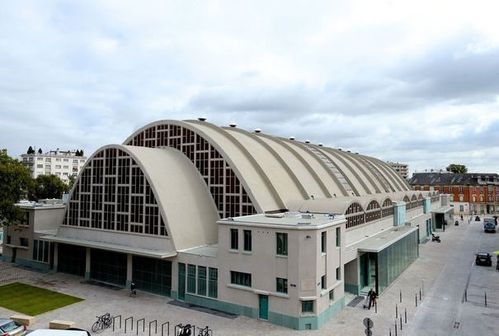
[406,217,499,335]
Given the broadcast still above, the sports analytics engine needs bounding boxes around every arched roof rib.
[358,155,397,193]
[281,138,349,197]
[223,127,308,204]
[336,149,382,194]
[261,135,332,198]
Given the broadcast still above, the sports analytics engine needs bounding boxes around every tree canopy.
[0,149,33,226]
[446,164,468,174]
[27,146,35,154]
[29,174,69,200]
[37,148,42,154]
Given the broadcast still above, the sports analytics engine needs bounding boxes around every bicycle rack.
[113,315,122,332]
[161,321,170,336]
[149,320,158,336]
[125,316,134,333]
[137,318,146,335]
[197,326,212,336]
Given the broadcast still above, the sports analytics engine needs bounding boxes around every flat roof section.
[42,235,176,259]
[432,206,454,214]
[219,212,345,230]
[180,244,218,258]
[351,225,418,253]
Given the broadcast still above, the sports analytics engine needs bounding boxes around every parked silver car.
[0,318,26,336]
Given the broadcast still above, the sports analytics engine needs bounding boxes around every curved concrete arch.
[222,127,308,203]
[66,144,220,251]
[260,135,332,198]
[355,155,396,193]
[361,156,404,192]
[284,140,349,197]
[319,148,368,195]
[338,151,382,194]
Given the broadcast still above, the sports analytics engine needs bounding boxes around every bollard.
[396,304,398,319]
[415,293,418,307]
[389,328,392,336]
[400,290,402,303]
[375,301,377,313]
[395,320,398,336]
[485,292,487,307]
[400,316,403,330]
[405,308,407,323]
[419,289,422,301]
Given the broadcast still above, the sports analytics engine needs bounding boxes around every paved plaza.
[1,216,498,335]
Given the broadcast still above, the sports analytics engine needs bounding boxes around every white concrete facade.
[21,149,87,183]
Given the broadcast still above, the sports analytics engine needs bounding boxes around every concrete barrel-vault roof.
[124,119,412,215]
[66,144,219,252]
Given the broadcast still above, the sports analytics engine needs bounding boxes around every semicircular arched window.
[382,198,394,217]
[366,200,381,222]
[345,202,365,229]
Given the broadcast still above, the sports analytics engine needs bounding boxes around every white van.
[26,330,90,336]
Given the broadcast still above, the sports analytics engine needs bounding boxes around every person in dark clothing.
[367,288,374,309]
[370,289,378,308]
[130,282,136,296]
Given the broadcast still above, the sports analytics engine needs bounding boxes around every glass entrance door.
[178,263,186,301]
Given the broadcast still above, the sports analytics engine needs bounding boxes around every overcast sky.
[1,0,499,175]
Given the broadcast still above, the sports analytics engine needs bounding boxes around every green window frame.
[208,268,218,298]
[276,277,288,294]
[336,227,341,247]
[187,264,196,293]
[230,229,238,250]
[276,232,288,256]
[301,300,314,313]
[197,266,207,296]
[230,271,251,287]
[243,230,252,252]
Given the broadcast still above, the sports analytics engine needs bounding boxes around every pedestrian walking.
[367,288,374,309]
[370,289,378,309]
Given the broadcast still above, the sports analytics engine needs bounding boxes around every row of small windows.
[127,124,257,219]
[64,148,168,236]
[32,240,50,263]
[345,195,425,229]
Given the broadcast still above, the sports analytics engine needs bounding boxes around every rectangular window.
[208,268,218,298]
[301,300,314,313]
[276,232,288,256]
[336,227,341,247]
[336,267,341,280]
[197,266,207,296]
[329,289,335,302]
[276,277,288,294]
[187,264,196,293]
[321,275,327,289]
[230,229,238,250]
[321,231,327,253]
[19,237,29,247]
[243,230,252,252]
[230,271,251,287]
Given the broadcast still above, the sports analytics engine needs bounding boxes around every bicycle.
[91,313,112,333]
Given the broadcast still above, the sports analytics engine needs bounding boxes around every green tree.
[0,149,33,226]
[67,174,77,191]
[27,146,35,154]
[29,174,69,201]
[446,164,468,174]
[38,148,42,154]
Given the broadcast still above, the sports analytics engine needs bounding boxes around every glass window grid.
[63,149,167,237]
[230,271,252,287]
[208,268,218,298]
[32,240,50,263]
[197,266,207,296]
[230,229,238,250]
[321,231,327,253]
[127,124,257,218]
[336,227,341,247]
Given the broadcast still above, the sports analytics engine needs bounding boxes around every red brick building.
[409,173,499,215]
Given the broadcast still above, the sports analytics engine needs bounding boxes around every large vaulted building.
[2,119,453,330]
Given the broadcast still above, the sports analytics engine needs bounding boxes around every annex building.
[2,119,452,330]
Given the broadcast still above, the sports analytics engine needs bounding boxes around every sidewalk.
[0,220,474,335]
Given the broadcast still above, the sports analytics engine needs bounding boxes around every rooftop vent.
[289,136,295,140]
[254,128,261,133]
[347,150,351,153]
[198,117,207,121]
[318,143,323,146]
[229,123,237,128]
[338,148,342,151]
[305,140,310,144]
